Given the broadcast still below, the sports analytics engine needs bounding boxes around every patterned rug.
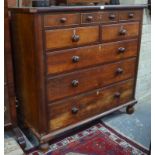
[30,123,149,155]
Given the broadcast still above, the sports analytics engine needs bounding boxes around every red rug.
[30,123,149,155]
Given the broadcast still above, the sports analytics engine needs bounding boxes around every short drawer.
[44,13,80,27]
[48,79,134,131]
[102,22,139,42]
[101,11,118,23]
[47,58,136,101]
[46,39,138,75]
[81,12,100,24]
[119,10,142,21]
[45,26,99,50]
[81,11,118,24]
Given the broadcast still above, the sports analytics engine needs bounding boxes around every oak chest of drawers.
[10,5,145,144]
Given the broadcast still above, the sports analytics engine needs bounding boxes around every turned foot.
[40,143,49,152]
[126,105,135,114]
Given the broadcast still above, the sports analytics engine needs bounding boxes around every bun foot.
[126,105,135,114]
[40,143,49,152]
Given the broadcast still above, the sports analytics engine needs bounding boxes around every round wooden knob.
[120,29,127,35]
[60,17,67,23]
[72,56,80,63]
[87,16,93,22]
[72,107,79,114]
[129,13,134,18]
[114,92,121,98]
[72,80,79,87]
[72,34,80,42]
[116,68,123,74]
[118,47,126,53]
[109,14,116,20]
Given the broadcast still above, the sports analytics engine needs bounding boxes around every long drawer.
[48,79,134,131]
[102,22,140,42]
[47,58,136,102]
[45,26,99,50]
[46,39,138,75]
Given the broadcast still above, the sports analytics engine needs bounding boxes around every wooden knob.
[60,17,67,23]
[72,34,80,42]
[118,47,126,53]
[87,16,93,22]
[72,80,79,87]
[114,92,121,98]
[116,68,123,74]
[72,56,80,63]
[120,29,127,35]
[109,14,116,19]
[72,107,79,114]
[129,13,134,18]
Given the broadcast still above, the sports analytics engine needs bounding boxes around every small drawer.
[47,58,136,102]
[102,22,139,42]
[45,26,99,50]
[46,39,138,75]
[119,10,142,21]
[101,11,118,23]
[48,79,134,131]
[81,12,101,24]
[44,13,80,27]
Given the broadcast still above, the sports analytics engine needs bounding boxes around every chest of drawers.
[10,5,145,144]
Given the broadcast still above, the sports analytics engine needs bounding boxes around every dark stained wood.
[43,100,137,142]
[44,13,80,28]
[81,11,118,24]
[47,58,136,101]
[126,104,135,114]
[119,10,142,22]
[11,13,47,134]
[48,79,134,131]
[7,0,17,7]
[129,9,143,102]
[101,11,118,23]
[102,22,140,42]
[4,0,17,128]
[4,85,11,125]
[10,7,144,144]
[56,0,110,5]
[45,26,99,50]
[81,12,101,24]
[9,5,146,14]
[46,39,138,75]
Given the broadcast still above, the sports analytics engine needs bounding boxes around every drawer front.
[44,13,80,28]
[48,79,134,131]
[102,22,139,42]
[45,26,99,50]
[81,11,118,24]
[4,85,11,125]
[47,39,138,75]
[81,12,100,24]
[47,58,136,101]
[101,11,118,23]
[119,10,142,21]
